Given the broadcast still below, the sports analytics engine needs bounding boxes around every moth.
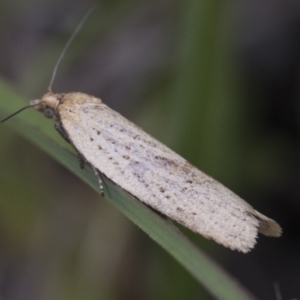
[1,9,281,253]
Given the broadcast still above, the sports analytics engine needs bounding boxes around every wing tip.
[214,210,282,253]
[254,210,282,237]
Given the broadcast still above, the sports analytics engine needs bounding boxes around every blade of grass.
[0,80,256,300]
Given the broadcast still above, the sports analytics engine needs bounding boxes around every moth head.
[30,92,64,120]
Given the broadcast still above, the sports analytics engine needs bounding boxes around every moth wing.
[59,93,281,252]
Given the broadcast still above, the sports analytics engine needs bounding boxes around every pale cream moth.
[1,8,281,253]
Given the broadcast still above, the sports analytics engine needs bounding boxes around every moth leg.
[91,166,105,196]
[76,150,86,169]
[55,122,70,142]
[54,122,86,169]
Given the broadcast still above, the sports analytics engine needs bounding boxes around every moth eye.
[43,106,55,118]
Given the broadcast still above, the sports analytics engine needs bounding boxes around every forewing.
[59,96,265,252]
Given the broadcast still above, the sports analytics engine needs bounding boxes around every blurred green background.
[0,0,298,299]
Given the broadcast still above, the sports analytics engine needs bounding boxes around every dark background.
[0,0,299,299]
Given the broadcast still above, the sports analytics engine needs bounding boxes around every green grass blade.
[0,80,256,300]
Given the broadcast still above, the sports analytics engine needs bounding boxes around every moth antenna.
[48,5,97,93]
[1,7,96,124]
[0,105,33,123]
